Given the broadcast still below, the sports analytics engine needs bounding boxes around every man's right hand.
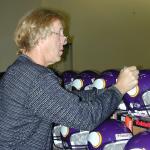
[114,66,139,95]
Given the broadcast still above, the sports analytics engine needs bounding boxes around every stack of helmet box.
[92,69,150,149]
[52,69,150,150]
[60,70,98,149]
[52,70,78,149]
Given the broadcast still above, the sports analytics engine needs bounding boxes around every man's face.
[39,19,67,66]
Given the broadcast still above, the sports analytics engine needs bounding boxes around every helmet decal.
[127,85,139,97]
[61,126,69,138]
[93,78,106,89]
[88,131,102,148]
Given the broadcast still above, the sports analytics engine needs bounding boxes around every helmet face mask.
[60,126,89,149]
[52,124,63,149]
[123,70,150,117]
[70,131,89,148]
[103,140,130,150]
[142,91,150,115]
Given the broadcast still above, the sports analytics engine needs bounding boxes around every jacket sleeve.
[26,72,123,131]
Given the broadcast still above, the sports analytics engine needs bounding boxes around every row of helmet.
[61,69,150,117]
[52,69,150,149]
[54,118,150,150]
[61,118,133,150]
[61,70,118,91]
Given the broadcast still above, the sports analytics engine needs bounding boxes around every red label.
[125,116,133,131]
[135,120,150,128]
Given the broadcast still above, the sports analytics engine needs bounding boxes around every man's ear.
[36,39,44,48]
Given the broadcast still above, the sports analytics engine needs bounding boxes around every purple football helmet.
[60,126,89,149]
[123,70,150,117]
[92,69,119,90]
[61,70,77,91]
[92,69,127,110]
[72,70,97,91]
[88,119,133,150]
[124,130,150,150]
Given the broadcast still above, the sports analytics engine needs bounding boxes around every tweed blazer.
[0,55,122,150]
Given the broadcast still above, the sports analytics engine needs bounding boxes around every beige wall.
[42,0,150,72]
[0,0,42,72]
[1,0,150,73]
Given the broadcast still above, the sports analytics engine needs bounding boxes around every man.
[0,8,139,150]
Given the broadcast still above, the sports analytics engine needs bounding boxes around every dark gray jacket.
[0,55,122,150]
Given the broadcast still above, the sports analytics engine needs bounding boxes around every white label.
[115,133,132,140]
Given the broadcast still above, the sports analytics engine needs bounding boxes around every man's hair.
[14,8,65,55]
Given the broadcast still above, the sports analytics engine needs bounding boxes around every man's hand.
[114,66,139,95]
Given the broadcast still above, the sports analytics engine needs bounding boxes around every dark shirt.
[0,72,5,79]
[0,55,122,150]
